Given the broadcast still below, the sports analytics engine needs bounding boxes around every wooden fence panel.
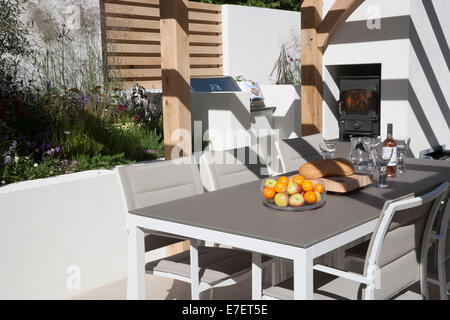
[101,0,223,90]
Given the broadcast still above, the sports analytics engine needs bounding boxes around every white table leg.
[190,239,200,300]
[127,223,146,300]
[293,250,313,300]
[252,252,262,300]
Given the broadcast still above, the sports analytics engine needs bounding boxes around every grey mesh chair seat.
[263,271,422,300]
[347,232,450,264]
[146,247,271,285]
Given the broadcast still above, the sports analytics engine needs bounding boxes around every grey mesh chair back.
[199,146,269,191]
[116,157,204,251]
[276,134,323,173]
[116,157,204,211]
[362,182,449,300]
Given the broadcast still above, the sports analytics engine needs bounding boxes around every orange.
[292,175,305,185]
[314,183,325,194]
[274,182,287,193]
[277,176,289,185]
[302,180,314,192]
[304,191,317,204]
[263,187,276,199]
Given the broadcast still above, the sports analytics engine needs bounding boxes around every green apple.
[287,182,301,195]
[264,179,277,188]
[274,193,289,207]
[289,193,305,207]
[315,191,322,203]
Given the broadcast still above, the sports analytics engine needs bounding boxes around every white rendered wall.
[259,85,301,139]
[322,0,411,143]
[407,0,450,155]
[222,5,300,84]
[322,0,449,157]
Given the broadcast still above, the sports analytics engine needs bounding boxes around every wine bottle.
[382,123,397,177]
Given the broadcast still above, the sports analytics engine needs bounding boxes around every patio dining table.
[127,151,450,300]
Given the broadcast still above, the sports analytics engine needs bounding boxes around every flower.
[34,163,38,167]
[145,149,158,156]
[10,141,17,151]
[55,147,60,153]
[4,155,11,164]
[1,180,5,184]
[14,156,19,163]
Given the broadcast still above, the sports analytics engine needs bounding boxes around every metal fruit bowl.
[260,179,327,212]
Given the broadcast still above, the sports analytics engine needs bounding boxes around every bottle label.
[382,147,397,166]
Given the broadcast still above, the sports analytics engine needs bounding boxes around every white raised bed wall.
[0,171,127,299]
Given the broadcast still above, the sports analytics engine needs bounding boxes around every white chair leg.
[252,252,262,300]
[271,259,280,286]
[280,259,286,282]
[127,224,146,300]
[190,240,200,300]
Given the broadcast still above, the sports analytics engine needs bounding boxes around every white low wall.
[0,170,127,299]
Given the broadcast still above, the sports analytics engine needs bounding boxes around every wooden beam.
[301,0,323,136]
[160,0,192,160]
[317,0,365,50]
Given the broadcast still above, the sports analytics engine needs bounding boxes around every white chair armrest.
[313,264,370,284]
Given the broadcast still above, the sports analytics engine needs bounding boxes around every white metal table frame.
[127,212,378,300]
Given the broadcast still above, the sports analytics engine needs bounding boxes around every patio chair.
[115,158,269,300]
[425,190,449,299]
[261,181,449,300]
[199,146,269,192]
[345,184,450,300]
[274,134,324,174]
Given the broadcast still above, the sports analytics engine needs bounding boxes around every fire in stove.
[343,90,373,115]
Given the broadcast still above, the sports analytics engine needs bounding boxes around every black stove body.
[338,76,381,141]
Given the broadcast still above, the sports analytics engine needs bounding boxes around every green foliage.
[193,0,300,11]
[0,4,164,187]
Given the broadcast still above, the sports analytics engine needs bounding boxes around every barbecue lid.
[190,76,242,92]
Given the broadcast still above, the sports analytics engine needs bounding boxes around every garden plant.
[0,0,164,186]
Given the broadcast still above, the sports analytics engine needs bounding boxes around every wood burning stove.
[338,76,381,140]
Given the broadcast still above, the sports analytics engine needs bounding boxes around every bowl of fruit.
[261,175,326,211]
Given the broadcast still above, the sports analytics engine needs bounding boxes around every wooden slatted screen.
[100,0,223,90]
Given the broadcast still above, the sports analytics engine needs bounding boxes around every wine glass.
[396,139,409,174]
[374,146,393,188]
[365,137,381,176]
[319,140,336,159]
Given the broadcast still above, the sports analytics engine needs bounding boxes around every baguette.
[299,158,354,179]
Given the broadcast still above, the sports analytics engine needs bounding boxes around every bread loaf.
[299,158,354,179]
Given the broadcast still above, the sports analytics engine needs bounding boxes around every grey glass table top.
[130,158,450,249]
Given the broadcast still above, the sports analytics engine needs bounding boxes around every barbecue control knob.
[353,121,362,130]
